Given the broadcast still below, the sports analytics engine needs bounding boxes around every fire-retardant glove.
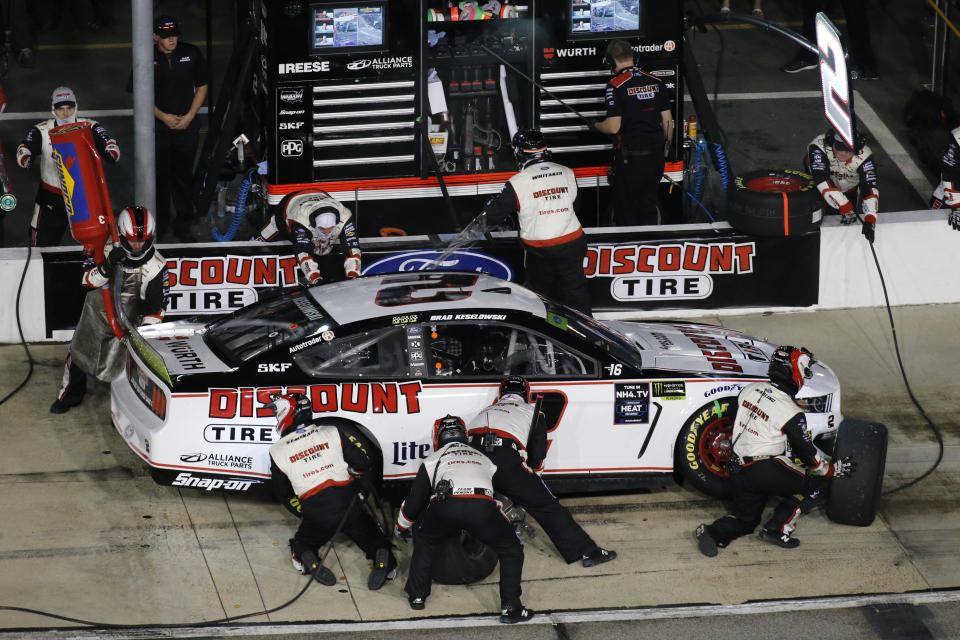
[299,254,322,284]
[15,144,31,169]
[394,524,411,541]
[103,140,120,163]
[819,183,854,217]
[944,181,960,208]
[96,245,126,279]
[950,208,960,231]
[343,248,361,278]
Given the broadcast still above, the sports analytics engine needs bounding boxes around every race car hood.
[601,320,773,377]
[139,323,233,376]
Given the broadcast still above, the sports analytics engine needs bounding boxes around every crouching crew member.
[931,125,960,231]
[254,189,361,284]
[806,129,879,242]
[468,377,617,568]
[395,415,534,624]
[51,206,168,413]
[695,346,856,556]
[481,128,592,316]
[268,392,397,589]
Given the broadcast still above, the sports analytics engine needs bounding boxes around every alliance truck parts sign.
[40,227,819,336]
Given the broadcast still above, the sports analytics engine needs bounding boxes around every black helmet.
[433,414,467,450]
[116,205,156,265]
[499,376,529,401]
[767,346,814,396]
[266,392,313,434]
[824,128,864,154]
[512,128,550,165]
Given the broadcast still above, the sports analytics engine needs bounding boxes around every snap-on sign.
[208,382,424,418]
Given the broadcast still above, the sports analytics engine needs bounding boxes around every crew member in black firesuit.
[51,206,169,413]
[806,129,880,242]
[592,39,674,227]
[481,128,591,316]
[267,391,397,589]
[694,346,856,556]
[467,376,617,568]
[16,86,120,246]
[127,16,208,241]
[395,415,533,624]
[930,125,960,231]
[254,189,362,285]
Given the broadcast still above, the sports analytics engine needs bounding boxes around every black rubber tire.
[674,397,739,499]
[727,169,822,237]
[430,530,499,585]
[826,419,888,526]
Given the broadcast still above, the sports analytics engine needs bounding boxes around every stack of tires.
[727,169,823,237]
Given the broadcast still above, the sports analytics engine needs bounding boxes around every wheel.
[674,397,739,498]
[430,530,499,585]
[727,169,822,237]
[826,419,888,526]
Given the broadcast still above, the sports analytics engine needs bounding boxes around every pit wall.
[0,208,955,343]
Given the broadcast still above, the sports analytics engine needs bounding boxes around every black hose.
[0,243,34,406]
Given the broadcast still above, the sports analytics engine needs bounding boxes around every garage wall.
[1,208,956,343]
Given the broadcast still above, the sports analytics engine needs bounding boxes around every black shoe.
[408,596,426,610]
[50,394,83,414]
[759,528,800,549]
[367,547,395,591]
[781,56,817,73]
[300,549,337,585]
[581,546,617,567]
[695,523,719,557]
[500,605,535,624]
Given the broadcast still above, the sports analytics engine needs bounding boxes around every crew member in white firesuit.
[16,87,121,247]
[695,346,856,556]
[254,189,361,285]
[468,377,617,568]
[806,129,879,242]
[930,125,960,231]
[395,415,533,624]
[51,206,169,413]
[481,129,591,316]
[267,391,397,589]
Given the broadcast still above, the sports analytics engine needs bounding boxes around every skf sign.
[165,254,301,314]
[585,242,756,301]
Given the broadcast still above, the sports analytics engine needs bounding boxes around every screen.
[569,0,641,38]
[311,3,386,52]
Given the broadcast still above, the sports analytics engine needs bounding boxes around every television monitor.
[568,0,643,41]
[309,2,388,54]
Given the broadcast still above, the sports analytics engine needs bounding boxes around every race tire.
[826,419,888,526]
[431,530,499,585]
[674,397,739,498]
[728,169,823,237]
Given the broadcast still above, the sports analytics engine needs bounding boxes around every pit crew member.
[695,346,855,555]
[930,125,960,231]
[254,189,361,285]
[395,415,533,624]
[481,128,591,316]
[16,86,120,247]
[593,39,674,227]
[51,206,167,413]
[806,129,879,242]
[268,392,397,590]
[468,377,617,568]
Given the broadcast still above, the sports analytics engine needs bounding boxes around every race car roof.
[307,272,548,326]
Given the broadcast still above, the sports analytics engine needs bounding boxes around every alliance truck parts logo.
[584,241,756,302]
[346,56,413,70]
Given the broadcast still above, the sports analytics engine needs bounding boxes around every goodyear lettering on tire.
[684,401,731,473]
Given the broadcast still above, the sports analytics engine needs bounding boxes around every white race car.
[111,272,844,499]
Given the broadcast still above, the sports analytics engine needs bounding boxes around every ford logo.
[361,250,514,281]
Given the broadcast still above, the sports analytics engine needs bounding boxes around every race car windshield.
[204,291,335,367]
[544,303,645,371]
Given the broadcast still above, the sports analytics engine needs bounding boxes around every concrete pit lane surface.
[1,304,960,639]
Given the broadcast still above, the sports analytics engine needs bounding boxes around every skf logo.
[347,59,372,70]
[257,363,293,373]
[279,122,303,130]
[281,139,303,157]
[543,48,555,60]
[664,40,676,52]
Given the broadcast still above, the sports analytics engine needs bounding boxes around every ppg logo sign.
[280,139,303,157]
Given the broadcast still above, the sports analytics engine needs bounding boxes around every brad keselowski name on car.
[208,382,424,418]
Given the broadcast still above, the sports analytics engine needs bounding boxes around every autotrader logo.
[281,139,303,157]
[180,453,208,463]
